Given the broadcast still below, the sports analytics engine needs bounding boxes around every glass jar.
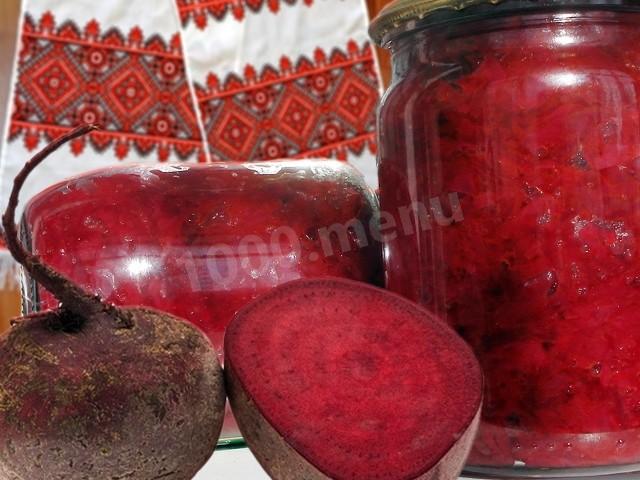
[372,0,640,476]
[20,160,381,442]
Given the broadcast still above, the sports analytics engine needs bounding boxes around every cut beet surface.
[225,278,483,480]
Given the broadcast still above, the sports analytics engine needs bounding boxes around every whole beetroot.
[0,125,225,480]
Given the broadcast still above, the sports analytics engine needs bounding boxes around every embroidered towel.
[1,0,380,215]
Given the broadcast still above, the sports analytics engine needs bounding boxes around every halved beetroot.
[225,278,483,479]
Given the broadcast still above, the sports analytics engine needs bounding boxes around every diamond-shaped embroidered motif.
[216,110,256,156]
[335,75,375,127]
[31,59,77,107]
[276,91,316,142]
[109,70,152,115]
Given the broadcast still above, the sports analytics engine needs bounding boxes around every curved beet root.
[0,125,225,480]
[225,278,483,480]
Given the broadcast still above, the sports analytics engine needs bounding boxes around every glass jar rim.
[369,0,640,46]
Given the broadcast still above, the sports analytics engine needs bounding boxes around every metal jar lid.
[369,0,504,45]
[369,0,639,45]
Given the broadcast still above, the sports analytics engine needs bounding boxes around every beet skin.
[0,125,226,479]
[225,278,483,480]
[0,307,224,480]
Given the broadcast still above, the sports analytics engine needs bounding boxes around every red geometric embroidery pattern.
[176,0,313,28]
[10,12,205,161]
[197,41,378,162]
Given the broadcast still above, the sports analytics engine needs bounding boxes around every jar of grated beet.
[371,0,640,476]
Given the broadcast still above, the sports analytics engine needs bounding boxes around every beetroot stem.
[1,124,132,327]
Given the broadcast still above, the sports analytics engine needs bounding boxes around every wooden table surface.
[0,0,21,333]
[0,0,20,137]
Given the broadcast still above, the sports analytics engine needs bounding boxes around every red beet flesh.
[225,278,483,480]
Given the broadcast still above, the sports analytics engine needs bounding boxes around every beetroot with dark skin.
[225,278,483,480]
[0,125,226,480]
